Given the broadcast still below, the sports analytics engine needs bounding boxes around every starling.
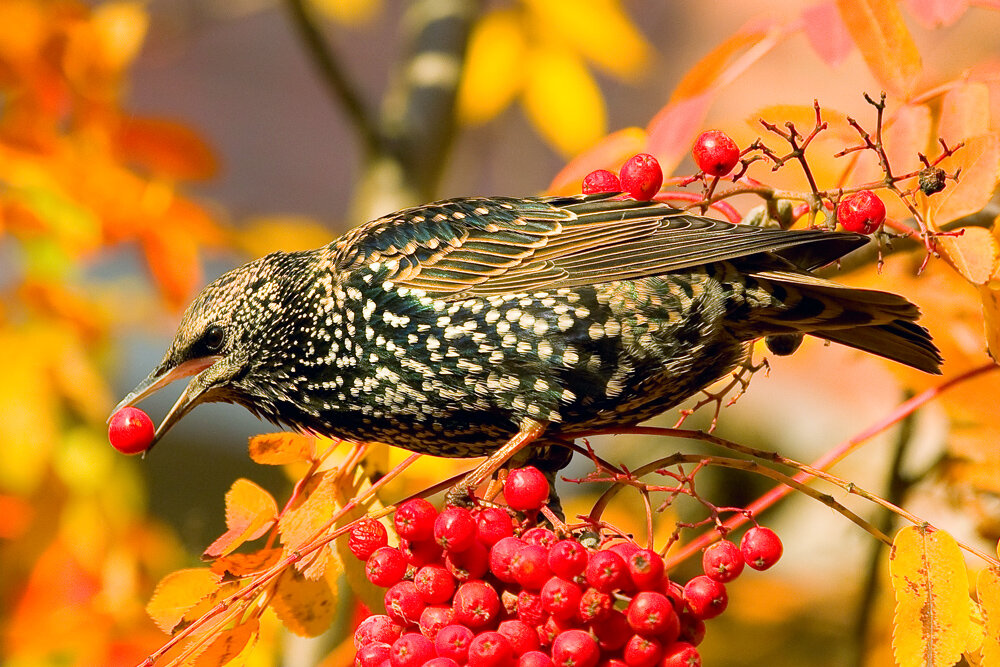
[113,194,941,486]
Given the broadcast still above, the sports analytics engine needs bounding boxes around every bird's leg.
[446,418,547,506]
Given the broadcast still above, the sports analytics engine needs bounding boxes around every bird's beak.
[110,356,222,451]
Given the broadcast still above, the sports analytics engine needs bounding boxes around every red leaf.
[114,116,219,181]
[547,127,647,195]
[801,2,854,67]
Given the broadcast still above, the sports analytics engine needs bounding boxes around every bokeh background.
[3,1,1000,665]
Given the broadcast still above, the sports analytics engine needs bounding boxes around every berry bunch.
[582,154,663,201]
[349,466,783,667]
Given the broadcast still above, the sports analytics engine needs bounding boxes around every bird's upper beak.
[110,355,222,451]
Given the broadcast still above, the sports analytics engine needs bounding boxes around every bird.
[113,193,941,489]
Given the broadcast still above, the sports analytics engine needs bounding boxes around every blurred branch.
[283,0,380,155]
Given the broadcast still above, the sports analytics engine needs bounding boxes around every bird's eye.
[201,324,225,352]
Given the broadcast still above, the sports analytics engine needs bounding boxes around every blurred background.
[3,0,1000,665]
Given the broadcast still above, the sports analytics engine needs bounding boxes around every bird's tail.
[738,270,942,374]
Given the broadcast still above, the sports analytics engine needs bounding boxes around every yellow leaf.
[939,82,992,145]
[309,0,382,25]
[210,548,283,581]
[271,566,337,637]
[835,0,923,99]
[547,127,647,195]
[978,567,1000,665]
[524,0,650,79]
[979,282,1000,364]
[930,134,1000,225]
[91,1,149,72]
[937,227,1000,286]
[192,618,259,667]
[248,432,317,466]
[146,568,221,634]
[522,46,606,157]
[204,479,278,560]
[457,9,526,126]
[889,525,973,667]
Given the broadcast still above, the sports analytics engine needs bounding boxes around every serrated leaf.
[938,82,991,146]
[278,471,340,578]
[177,582,244,636]
[203,479,278,560]
[937,227,999,286]
[889,525,973,667]
[979,567,1000,665]
[547,127,647,195]
[146,568,221,634]
[836,0,922,99]
[930,134,1000,225]
[210,548,283,581]
[248,432,316,466]
[271,566,337,637]
[522,45,606,157]
[191,618,259,667]
[980,282,1000,364]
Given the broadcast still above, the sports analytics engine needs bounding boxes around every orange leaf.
[646,95,714,179]
[248,432,317,466]
[271,566,337,637]
[142,226,202,312]
[980,567,1000,665]
[835,0,923,99]
[546,127,646,195]
[210,548,283,581]
[114,116,219,181]
[193,618,259,667]
[146,568,221,634]
[937,227,999,285]
[203,479,278,560]
[889,525,973,667]
[938,82,992,146]
[930,134,1000,225]
[278,471,339,577]
[801,2,854,67]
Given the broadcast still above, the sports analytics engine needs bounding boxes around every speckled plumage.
[117,194,941,457]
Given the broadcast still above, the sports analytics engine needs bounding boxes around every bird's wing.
[334,194,868,299]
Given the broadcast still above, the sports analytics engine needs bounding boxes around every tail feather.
[813,320,942,374]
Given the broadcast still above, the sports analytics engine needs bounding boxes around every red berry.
[469,631,514,667]
[592,609,631,652]
[435,624,475,663]
[541,577,583,620]
[108,407,155,455]
[477,507,514,546]
[435,506,478,552]
[702,540,744,582]
[837,190,886,234]
[354,614,402,649]
[619,154,663,201]
[522,527,557,548]
[452,580,501,629]
[608,541,640,562]
[548,540,588,579]
[740,526,783,570]
[628,549,664,590]
[678,612,705,646]
[577,587,613,623]
[661,641,702,667]
[490,536,524,583]
[585,549,630,593]
[504,466,550,511]
[683,576,728,620]
[400,538,443,567]
[384,581,426,626]
[551,629,600,667]
[582,169,622,195]
[623,635,663,667]
[414,564,456,604]
[390,632,434,667]
[424,658,461,667]
[498,619,540,656]
[366,547,408,588]
[516,590,546,626]
[349,519,389,561]
[519,651,555,667]
[446,540,490,581]
[355,642,391,667]
[512,544,552,590]
[626,591,678,637]
[692,130,740,177]
[418,605,453,639]
[395,498,437,541]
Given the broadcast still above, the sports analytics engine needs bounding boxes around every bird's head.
[111,249,321,450]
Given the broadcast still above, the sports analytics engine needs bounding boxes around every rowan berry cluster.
[349,466,783,667]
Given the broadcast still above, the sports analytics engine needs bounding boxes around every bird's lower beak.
[110,356,222,451]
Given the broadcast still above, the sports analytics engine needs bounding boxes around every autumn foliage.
[5,1,1000,667]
